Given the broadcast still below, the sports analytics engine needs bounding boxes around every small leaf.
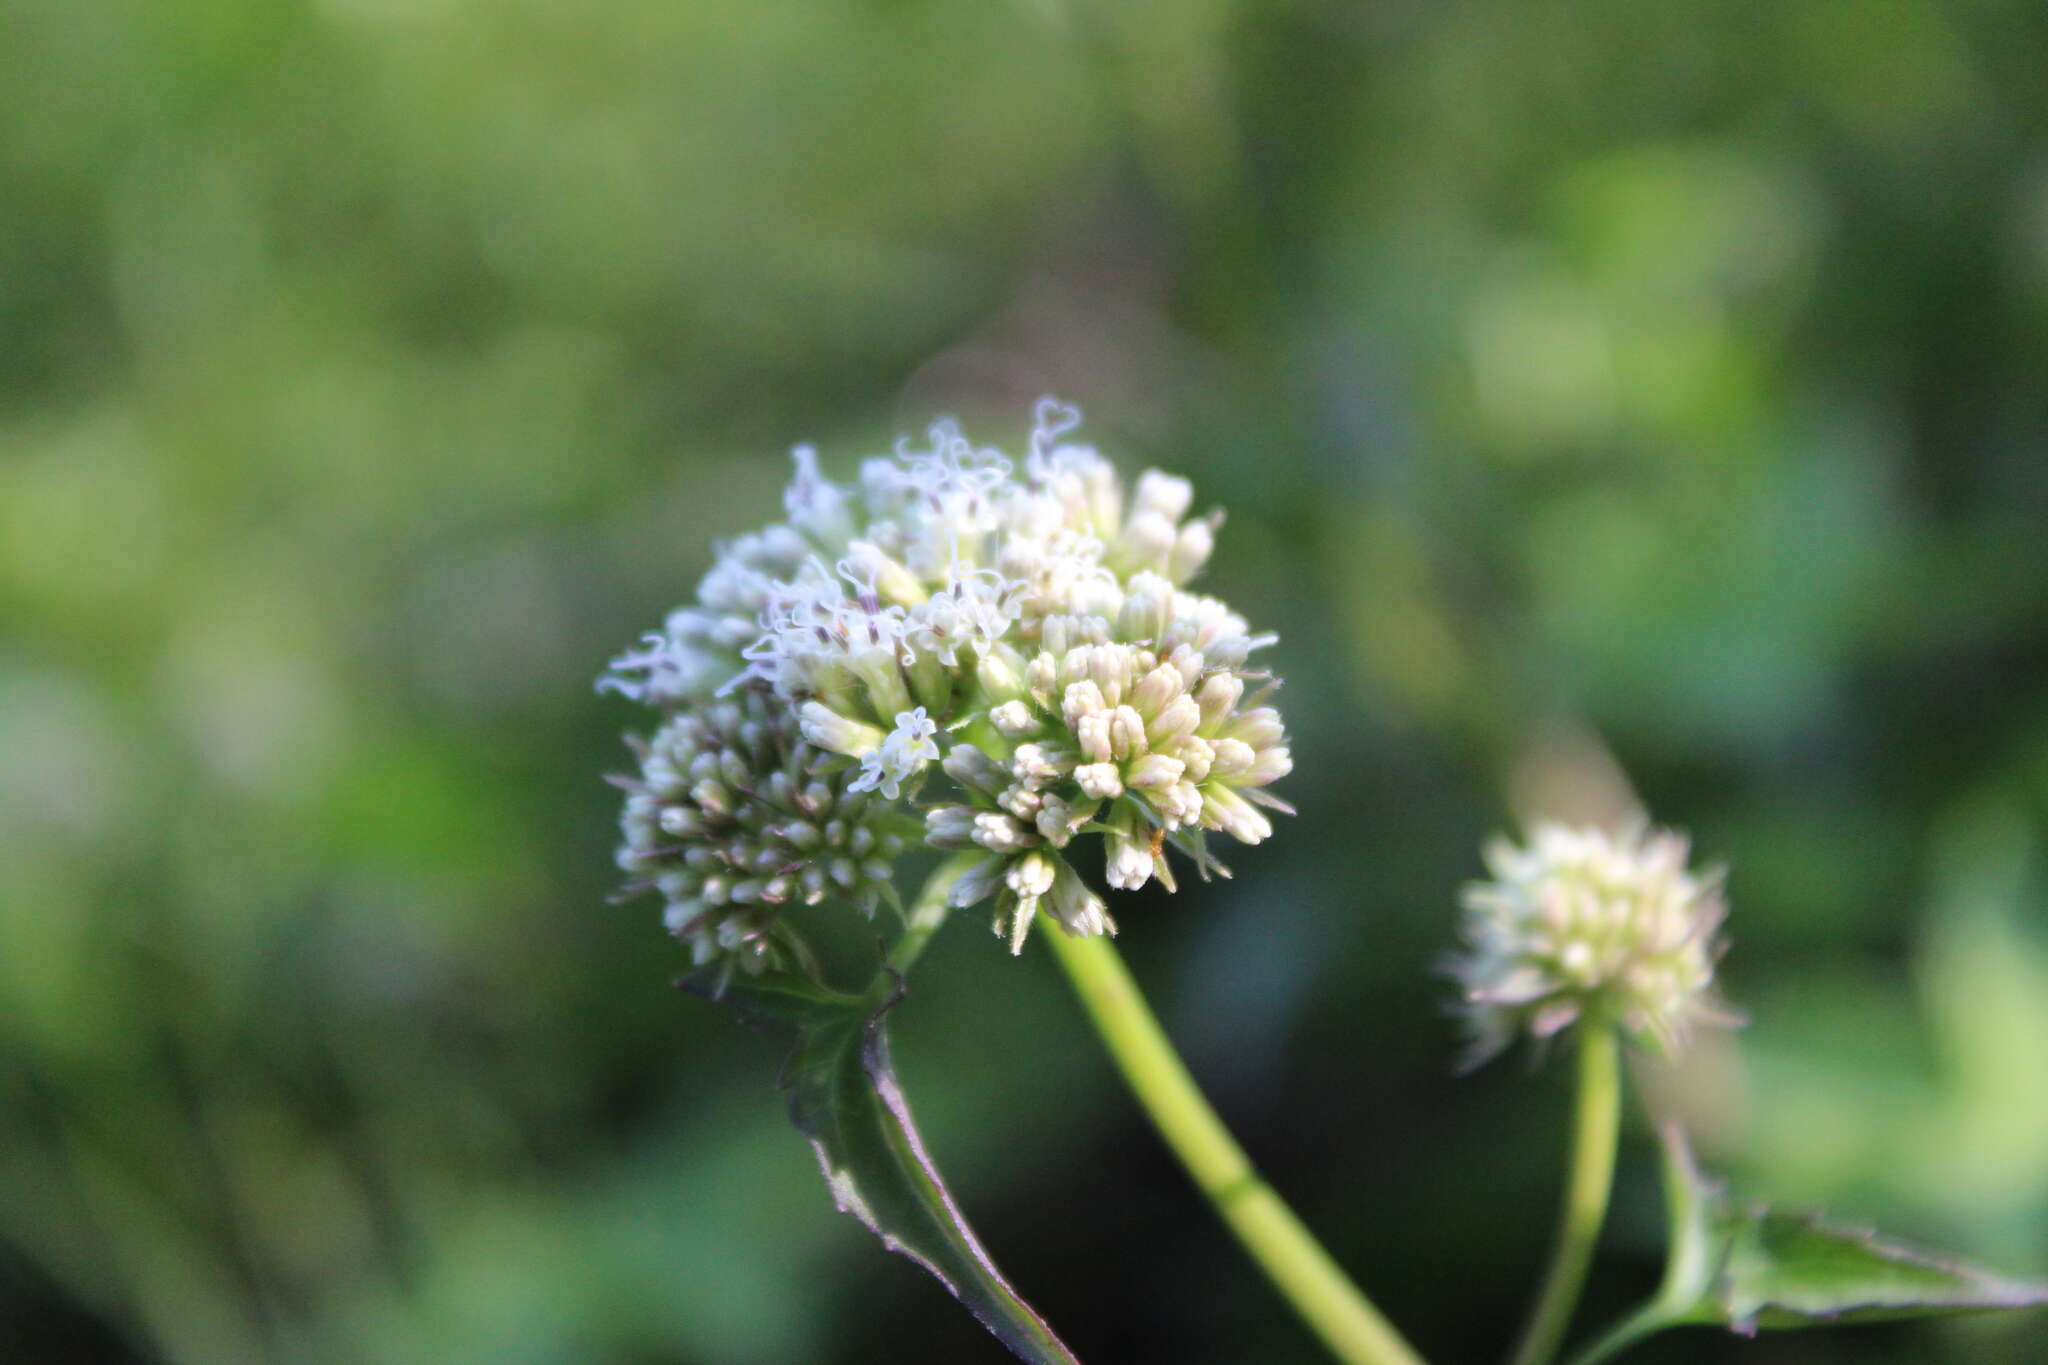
[1565,1124,2048,1365]
[1715,1203,2048,1334]
[689,967,1082,1365]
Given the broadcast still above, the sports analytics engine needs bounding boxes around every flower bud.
[1221,707,1284,750]
[1005,743,1054,781]
[926,805,979,849]
[1450,821,1741,1067]
[1025,652,1059,705]
[947,855,1008,909]
[1075,712,1114,764]
[1200,785,1272,844]
[1245,745,1292,785]
[1168,519,1215,584]
[1112,512,1177,575]
[972,812,1036,855]
[1061,679,1108,726]
[1106,827,1154,891]
[1131,470,1194,523]
[850,647,915,726]
[843,540,928,607]
[990,700,1037,737]
[1208,737,1256,779]
[977,645,1027,703]
[943,742,1010,796]
[1006,850,1057,898]
[1046,856,1115,938]
[1131,662,1184,718]
[1119,575,1175,645]
[800,700,885,758]
[1074,761,1124,800]
[1188,676,1240,736]
[1108,706,1148,761]
[1126,753,1185,792]
[785,445,857,548]
[1146,694,1202,749]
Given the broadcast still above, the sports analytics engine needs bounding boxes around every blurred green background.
[5,0,2048,1361]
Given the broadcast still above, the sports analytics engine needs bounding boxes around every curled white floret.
[850,707,940,800]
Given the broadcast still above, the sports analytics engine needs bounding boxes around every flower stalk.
[887,854,979,976]
[1042,925,1425,1365]
[1559,1125,1706,1365]
[1509,1025,1622,1365]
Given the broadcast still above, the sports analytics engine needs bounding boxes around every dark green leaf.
[1715,1203,2048,1334]
[1567,1124,2048,1364]
[688,967,1081,1365]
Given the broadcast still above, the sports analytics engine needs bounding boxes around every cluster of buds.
[612,687,912,977]
[601,399,1292,969]
[1449,821,1741,1065]
[917,612,1292,951]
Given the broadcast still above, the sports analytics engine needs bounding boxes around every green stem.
[1559,1303,1666,1365]
[887,854,978,976]
[1509,1026,1622,1365]
[1042,927,1426,1365]
[1560,1122,1717,1365]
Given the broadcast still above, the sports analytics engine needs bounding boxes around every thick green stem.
[1043,927,1426,1365]
[1509,1026,1622,1365]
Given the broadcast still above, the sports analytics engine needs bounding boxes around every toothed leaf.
[687,968,1081,1365]
[1715,1204,2048,1333]
[1569,1125,2048,1362]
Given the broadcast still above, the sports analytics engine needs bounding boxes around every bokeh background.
[5,1,2048,1362]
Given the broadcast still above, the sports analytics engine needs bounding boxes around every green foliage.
[1570,1125,2048,1362]
[1713,1205,2048,1333]
[689,965,1079,1365]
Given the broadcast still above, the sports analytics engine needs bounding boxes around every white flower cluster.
[602,400,1291,966]
[920,626,1292,952]
[1450,821,1741,1065]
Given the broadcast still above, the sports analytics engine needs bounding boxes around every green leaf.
[1715,1203,2048,1333]
[687,967,1082,1365]
[1566,1123,2048,1364]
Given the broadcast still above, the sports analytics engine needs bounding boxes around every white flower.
[904,564,1022,667]
[850,707,940,800]
[720,405,1238,722]
[1449,820,1742,1067]
[785,444,857,548]
[597,526,813,704]
[602,398,1293,961]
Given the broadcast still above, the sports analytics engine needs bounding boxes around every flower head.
[1450,820,1741,1066]
[601,400,1291,967]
